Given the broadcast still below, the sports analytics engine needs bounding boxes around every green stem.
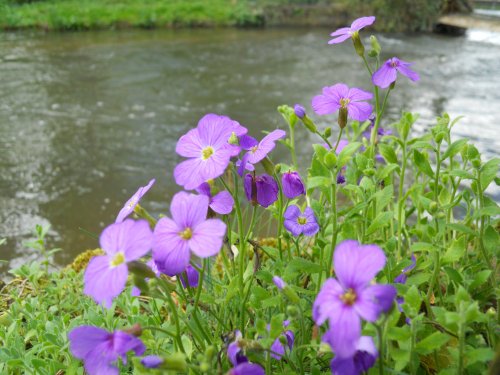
[376,323,386,375]
[333,128,344,153]
[326,171,338,278]
[289,122,298,170]
[164,292,186,354]
[397,143,407,259]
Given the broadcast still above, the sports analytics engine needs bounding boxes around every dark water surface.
[1,28,499,272]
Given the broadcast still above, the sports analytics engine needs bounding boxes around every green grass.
[0,0,264,30]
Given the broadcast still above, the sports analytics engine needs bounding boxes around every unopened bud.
[429,201,438,214]
[261,157,275,175]
[324,127,332,138]
[324,152,337,169]
[363,168,375,176]
[286,305,299,318]
[338,107,348,129]
[294,104,306,119]
[274,163,282,174]
[351,31,365,56]
[205,346,216,361]
[283,286,300,304]
[472,158,481,168]
[301,116,317,133]
[228,132,239,146]
[369,35,381,56]
[163,353,187,372]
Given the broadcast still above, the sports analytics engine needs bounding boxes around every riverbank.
[0,0,445,32]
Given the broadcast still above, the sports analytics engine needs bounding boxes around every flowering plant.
[3,15,498,375]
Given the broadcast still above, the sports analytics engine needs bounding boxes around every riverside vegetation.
[0,15,499,375]
[0,0,448,31]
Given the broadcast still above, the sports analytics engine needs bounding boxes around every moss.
[65,248,104,273]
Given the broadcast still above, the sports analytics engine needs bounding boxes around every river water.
[0,28,499,272]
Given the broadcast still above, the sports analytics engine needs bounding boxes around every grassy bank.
[0,0,264,30]
[0,0,447,32]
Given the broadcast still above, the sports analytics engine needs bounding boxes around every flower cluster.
[66,14,424,375]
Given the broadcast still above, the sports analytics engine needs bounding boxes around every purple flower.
[153,192,226,276]
[372,57,420,89]
[238,130,286,176]
[141,355,163,369]
[116,179,155,223]
[227,330,248,366]
[312,84,373,122]
[283,205,320,237]
[281,171,305,199]
[329,336,378,375]
[312,240,396,358]
[68,326,145,375]
[336,173,346,184]
[180,264,199,288]
[196,182,234,215]
[244,173,279,208]
[174,114,246,190]
[84,220,152,307]
[229,363,265,375]
[294,104,306,119]
[394,254,416,284]
[328,16,376,45]
[273,276,286,290]
[269,321,294,360]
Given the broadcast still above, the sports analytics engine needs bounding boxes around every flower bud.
[324,152,337,169]
[363,168,375,176]
[228,132,239,146]
[338,107,348,129]
[429,201,438,214]
[324,127,332,138]
[294,104,306,119]
[369,35,381,56]
[141,355,164,369]
[301,116,318,133]
[281,171,305,199]
[472,158,481,169]
[274,163,282,174]
[162,353,187,372]
[273,276,286,290]
[286,305,299,318]
[351,31,365,56]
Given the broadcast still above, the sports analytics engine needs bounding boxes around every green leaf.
[442,236,466,264]
[378,143,398,164]
[469,270,491,290]
[373,184,393,213]
[448,169,475,180]
[284,258,322,278]
[465,348,494,367]
[472,204,500,219]
[480,158,499,191]
[337,142,361,169]
[415,332,450,355]
[403,285,422,316]
[376,163,400,180]
[307,176,330,190]
[442,139,467,160]
[413,150,434,178]
[446,223,477,236]
[483,225,499,254]
[366,211,393,235]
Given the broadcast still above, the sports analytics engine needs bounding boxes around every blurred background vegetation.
[0,0,456,32]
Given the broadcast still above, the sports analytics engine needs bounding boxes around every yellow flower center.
[340,98,350,109]
[201,146,214,160]
[179,227,193,240]
[110,252,126,267]
[250,145,258,153]
[340,288,357,305]
[297,216,307,225]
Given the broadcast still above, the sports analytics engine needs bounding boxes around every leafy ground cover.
[0,13,499,375]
